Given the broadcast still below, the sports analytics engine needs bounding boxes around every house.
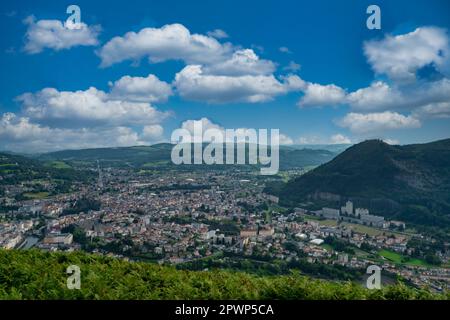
[43,233,73,245]
[321,208,340,219]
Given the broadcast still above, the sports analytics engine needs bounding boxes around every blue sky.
[1,0,450,152]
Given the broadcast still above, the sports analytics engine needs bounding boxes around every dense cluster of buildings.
[312,201,404,229]
[0,220,34,249]
[0,167,448,291]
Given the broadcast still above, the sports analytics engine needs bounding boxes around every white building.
[338,253,349,264]
[310,238,324,245]
[43,233,73,245]
[321,208,340,219]
[295,233,308,241]
[360,214,384,227]
[204,229,216,240]
[0,234,23,249]
[355,208,370,216]
[341,201,354,215]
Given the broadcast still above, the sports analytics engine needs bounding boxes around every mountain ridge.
[35,143,338,170]
[276,138,450,230]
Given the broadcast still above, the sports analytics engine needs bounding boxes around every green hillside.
[275,139,450,230]
[37,144,174,168]
[37,143,338,170]
[0,152,93,186]
[0,249,445,300]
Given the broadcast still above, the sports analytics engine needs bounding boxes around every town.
[1,164,449,292]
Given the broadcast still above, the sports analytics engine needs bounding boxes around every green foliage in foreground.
[0,249,447,300]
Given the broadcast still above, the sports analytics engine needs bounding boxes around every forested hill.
[0,152,93,185]
[275,139,450,229]
[37,143,338,170]
[0,249,445,300]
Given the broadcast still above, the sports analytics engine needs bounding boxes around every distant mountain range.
[35,143,339,170]
[289,144,352,153]
[274,139,450,230]
[37,143,175,167]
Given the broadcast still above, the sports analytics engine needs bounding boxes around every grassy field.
[379,249,403,263]
[0,169,15,173]
[303,214,322,221]
[142,160,170,167]
[320,243,334,252]
[0,163,18,167]
[341,222,385,236]
[0,163,18,173]
[23,192,50,199]
[341,222,409,238]
[318,219,338,227]
[46,161,72,169]
[138,169,157,174]
[378,249,429,267]
[405,258,430,267]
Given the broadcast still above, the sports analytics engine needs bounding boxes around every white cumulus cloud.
[346,81,403,111]
[23,15,100,54]
[346,79,450,113]
[298,82,347,107]
[206,29,229,39]
[364,26,450,82]
[178,118,223,142]
[413,102,450,119]
[17,87,169,128]
[330,134,351,144]
[174,65,290,103]
[337,111,421,134]
[142,124,164,139]
[0,113,152,153]
[279,134,294,145]
[283,61,301,72]
[175,118,292,145]
[97,23,232,67]
[202,49,275,76]
[109,74,173,103]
